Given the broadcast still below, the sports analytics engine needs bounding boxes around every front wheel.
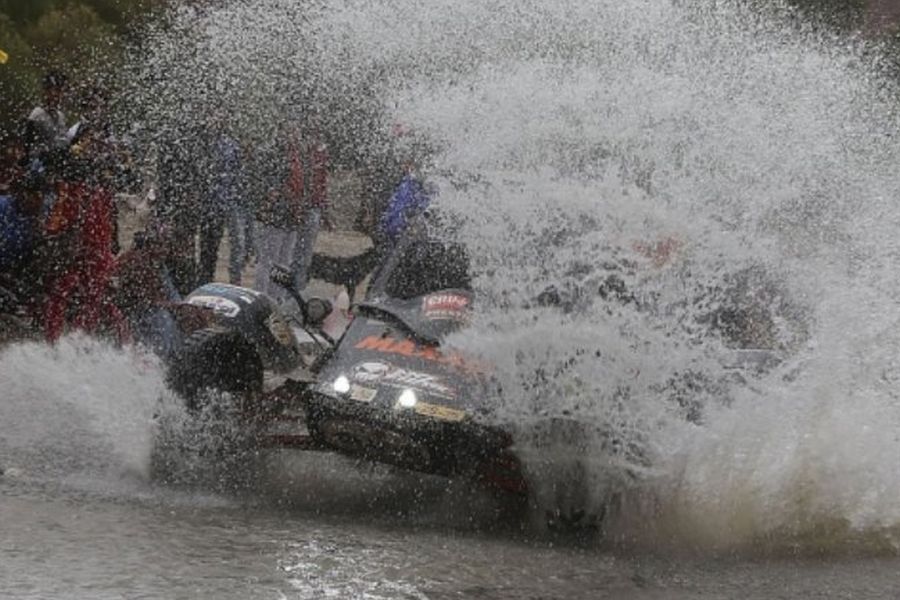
[155,327,265,487]
[167,327,264,412]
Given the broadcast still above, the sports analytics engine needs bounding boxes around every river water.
[8,0,900,596]
[3,338,900,600]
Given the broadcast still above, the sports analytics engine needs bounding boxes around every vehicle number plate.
[350,385,377,403]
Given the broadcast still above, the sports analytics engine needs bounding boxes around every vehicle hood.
[317,295,496,421]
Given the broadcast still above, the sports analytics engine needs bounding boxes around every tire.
[167,327,264,412]
[155,327,265,488]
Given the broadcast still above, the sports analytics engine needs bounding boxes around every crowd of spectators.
[0,70,434,346]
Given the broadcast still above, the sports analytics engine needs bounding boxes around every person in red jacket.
[40,118,126,342]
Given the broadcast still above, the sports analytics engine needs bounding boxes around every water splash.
[118,0,900,550]
[0,335,280,503]
[0,335,170,479]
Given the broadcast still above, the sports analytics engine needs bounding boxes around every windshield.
[381,239,471,300]
[357,288,473,344]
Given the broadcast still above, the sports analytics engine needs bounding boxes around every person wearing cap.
[38,92,125,342]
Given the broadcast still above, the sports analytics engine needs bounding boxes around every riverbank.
[116,167,376,299]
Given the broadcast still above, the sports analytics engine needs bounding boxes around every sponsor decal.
[317,380,377,402]
[352,361,455,399]
[414,402,466,422]
[349,384,377,403]
[187,295,241,318]
[354,335,486,374]
[203,283,260,305]
[422,293,471,321]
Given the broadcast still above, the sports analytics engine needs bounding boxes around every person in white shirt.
[24,71,69,167]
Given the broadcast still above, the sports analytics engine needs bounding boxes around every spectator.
[236,137,256,268]
[0,164,44,278]
[39,90,125,342]
[288,116,331,291]
[113,222,184,359]
[253,129,300,300]
[24,71,68,168]
[198,124,244,285]
[378,157,433,247]
[0,132,25,196]
[76,83,123,254]
[155,122,207,295]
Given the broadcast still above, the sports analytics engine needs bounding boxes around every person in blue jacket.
[378,162,433,245]
[0,168,44,276]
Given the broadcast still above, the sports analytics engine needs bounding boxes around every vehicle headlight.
[397,388,418,408]
[333,375,351,394]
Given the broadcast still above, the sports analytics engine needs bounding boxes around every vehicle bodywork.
[168,236,529,496]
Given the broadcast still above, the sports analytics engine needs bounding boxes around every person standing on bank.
[198,124,243,286]
[287,115,330,292]
[253,128,300,301]
[24,71,68,168]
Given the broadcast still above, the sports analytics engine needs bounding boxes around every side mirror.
[269,264,331,330]
[305,297,332,326]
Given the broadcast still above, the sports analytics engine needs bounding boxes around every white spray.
[117,0,900,550]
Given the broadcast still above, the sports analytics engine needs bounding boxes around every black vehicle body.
[166,226,529,495]
[180,282,302,373]
[165,218,790,511]
[297,228,530,493]
[302,287,525,493]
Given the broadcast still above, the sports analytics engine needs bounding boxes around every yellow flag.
[0,49,8,64]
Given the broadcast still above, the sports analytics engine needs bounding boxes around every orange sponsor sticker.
[354,335,486,374]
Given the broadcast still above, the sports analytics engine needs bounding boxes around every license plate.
[350,385,377,403]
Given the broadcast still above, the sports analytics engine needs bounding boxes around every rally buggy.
[164,230,532,499]
[161,215,792,531]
